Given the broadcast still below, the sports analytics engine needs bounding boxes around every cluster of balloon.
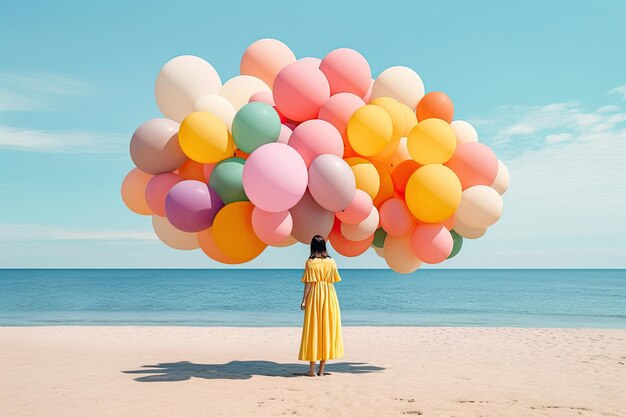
[121,38,510,273]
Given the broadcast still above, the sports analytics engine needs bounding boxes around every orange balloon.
[234,147,250,159]
[197,227,239,264]
[177,159,206,182]
[416,91,454,123]
[121,168,153,215]
[391,160,421,197]
[212,201,267,263]
[372,161,394,208]
[329,219,374,257]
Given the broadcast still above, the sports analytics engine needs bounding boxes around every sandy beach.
[1,326,624,416]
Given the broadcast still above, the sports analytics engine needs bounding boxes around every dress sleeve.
[301,260,317,283]
[332,260,342,283]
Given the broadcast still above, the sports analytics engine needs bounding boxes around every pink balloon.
[284,122,298,130]
[308,154,356,212]
[410,224,453,264]
[251,207,293,245]
[287,120,344,166]
[444,143,498,190]
[363,79,374,102]
[276,124,293,144]
[249,90,275,105]
[164,180,224,232]
[273,61,330,122]
[289,190,335,243]
[145,173,184,217]
[298,57,322,67]
[318,93,365,138]
[319,48,372,97]
[242,143,308,212]
[379,198,414,236]
[129,118,186,175]
[336,189,373,224]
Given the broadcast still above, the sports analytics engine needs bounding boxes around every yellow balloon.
[211,201,267,263]
[370,97,405,163]
[347,105,393,156]
[401,104,417,136]
[405,164,462,223]
[178,111,234,163]
[407,118,456,164]
[346,157,380,200]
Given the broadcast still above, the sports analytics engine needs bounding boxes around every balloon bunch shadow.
[123,360,384,381]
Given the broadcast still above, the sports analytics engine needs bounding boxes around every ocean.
[1,269,625,328]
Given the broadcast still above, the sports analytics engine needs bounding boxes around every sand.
[0,326,624,416]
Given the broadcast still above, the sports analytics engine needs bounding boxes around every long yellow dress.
[298,257,344,361]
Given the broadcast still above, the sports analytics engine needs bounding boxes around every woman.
[298,235,344,377]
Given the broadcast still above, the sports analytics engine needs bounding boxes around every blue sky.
[1,0,625,268]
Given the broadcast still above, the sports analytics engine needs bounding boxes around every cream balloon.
[220,75,271,111]
[152,215,200,250]
[450,120,478,145]
[383,231,423,274]
[452,217,488,239]
[271,235,298,247]
[456,185,503,229]
[155,55,222,122]
[373,246,385,258]
[389,137,411,168]
[341,206,379,241]
[370,66,425,110]
[193,94,237,131]
[491,160,510,195]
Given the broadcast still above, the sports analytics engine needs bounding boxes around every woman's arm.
[301,282,312,310]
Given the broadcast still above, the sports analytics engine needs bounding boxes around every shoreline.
[1,326,624,416]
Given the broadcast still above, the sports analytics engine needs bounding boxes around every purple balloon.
[165,180,224,232]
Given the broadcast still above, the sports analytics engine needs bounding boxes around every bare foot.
[306,372,316,377]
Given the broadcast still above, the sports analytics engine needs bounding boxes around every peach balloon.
[389,137,412,168]
[212,201,267,262]
[455,185,503,229]
[363,79,374,102]
[152,215,199,250]
[491,160,510,195]
[248,90,275,105]
[383,230,423,274]
[451,120,478,144]
[287,120,344,166]
[318,93,365,158]
[439,215,456,231]
[121,168,153,215]
[410,224,453,264]
[203,163,216,182]
[416,91,454,123]
[251,207,293,245]
[197,227,239,264]
[372,161,394,208]
[298,57,322,67]
[271,235,298,247]
[329,220,374,257]
[240,38,296,89]
[453,217,487,239]
[341,206,379,241]
[380,198,414,236]
[273,62,330,122]
[145,173,184,217]
[319,48,371,97]
[391,159,421,197]
[373,245,384,258]
[289,190,335,243]
[336,189,373,224]
[445,142,498,189]
[177,159,206,181]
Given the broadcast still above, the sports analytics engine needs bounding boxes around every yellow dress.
[298,257,344,361]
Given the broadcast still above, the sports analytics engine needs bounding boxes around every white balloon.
[451,120,478,145]
[220,75,271,111]
[455,185,503,229]
[155,55,222,122]
[371,66,425,110]
[341,206,379,241]
[452,217,488,239]
[152,215,199,250]
[193,94,237,131]
[491,160,510,195]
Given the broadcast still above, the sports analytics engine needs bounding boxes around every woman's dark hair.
[309,235,330,259]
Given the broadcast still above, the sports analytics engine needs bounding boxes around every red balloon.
[391,160,421,197]
[416,92,454,123]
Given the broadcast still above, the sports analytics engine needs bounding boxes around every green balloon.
[372,227,387,248]
[209,157,248,205]
[232,102,281,154]
[447,229,463,259]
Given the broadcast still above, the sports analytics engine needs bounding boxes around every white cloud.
[609,84,626,100]
[0,224,156,242]
[0,125,127,153]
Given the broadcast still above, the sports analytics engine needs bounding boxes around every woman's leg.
[318,360,326,376]
[308,361,316,376]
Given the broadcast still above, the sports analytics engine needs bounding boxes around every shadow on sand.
[123,360,385,381]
